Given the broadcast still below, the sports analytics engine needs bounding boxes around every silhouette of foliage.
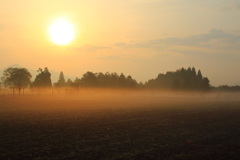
[1,67,32,95]
[54,71,66,87]
[214,85,240,92]
[145,67,210,91]
[0,66,214,91]
[202,77,210,91]
[183,77,192,90]
[66,79,74,87]
[73,77,82,90]
[172,79,181,90]
[74,71,139,88]
[32,67,52,88]
[81,71,98,87]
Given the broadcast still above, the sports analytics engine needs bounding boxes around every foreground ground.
[0,90,240,160]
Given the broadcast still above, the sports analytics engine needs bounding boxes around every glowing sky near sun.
[1,0,240,85]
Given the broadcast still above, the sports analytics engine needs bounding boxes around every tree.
[197,70,203,80]
[192,67,196,77]
[202,77,210,91]
[66,79,73,87]
[145,67,210,91]
[110,72,119,87]
[96,72,106,87]
[119,73,127,87]
[32,67,52,88]
[1,67,32,95]
[126,75,137,88]
[183,77,192,90]
[172,79,181,90]
[73,77,82,91]
[81,71,98,87]
[187,67,192,76]
[57,71,66,87]
[138,82,144,89]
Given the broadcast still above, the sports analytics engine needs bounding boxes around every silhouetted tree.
[76,71,139,88]
[126,75,137,88]
[145,67,210,91]
[138,82,144,89]
[1,67,32,95]
[216,85,240,92]
[57,71,66,87]
[73,77,82,91]
[119,73,127,87]
[110,72,119,87]
[172,79,181,90]
[32,67,52,88]
[197,70,203,80]
[202,77,210,91]
[187,67,192,76]
[183,77,192,90]
[81,71,98,87]
[192,67,196,77]
[66,79,73,87]
[96,72,107,87]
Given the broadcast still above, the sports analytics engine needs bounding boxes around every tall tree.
[110,72,119,87]
[1,68,32,95]
[183,77,192,90]
[145,67,209,91]
[172,79,181,90]
[66,79,73,87]
[119,73,127,87]
[96,72,106,87]
[203,77,210,91]
[57,71,66,87]
[187,67,192,76]
[192,67,196,77]
[73,77,82,90]
[197,70,203,80]
[32,67,52,88]
[81,71,98,87]
[126,75,137,88]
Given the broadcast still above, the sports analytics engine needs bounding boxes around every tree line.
[145,67,210,91]
[212,85,240,92]
[0,66,212,95]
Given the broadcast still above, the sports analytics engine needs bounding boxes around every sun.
[48,17,75,45]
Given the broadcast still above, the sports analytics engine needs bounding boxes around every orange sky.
[1,0,240,85]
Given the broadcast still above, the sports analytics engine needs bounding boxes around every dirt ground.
[1,90,240,160]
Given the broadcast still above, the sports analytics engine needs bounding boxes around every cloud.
[173,49,240,62]
[150,29,237,47]
[74,45,112,53]
[117,29,240,52]
[221,2,240,12]
[114,42,127,46]
[95,56,123,61]
[232,30,240,34]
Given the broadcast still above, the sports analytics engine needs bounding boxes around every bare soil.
[1,90,240,160]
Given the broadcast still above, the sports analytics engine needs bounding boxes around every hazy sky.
[1,0,240,85]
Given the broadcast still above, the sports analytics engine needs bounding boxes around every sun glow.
[48,17,75,45]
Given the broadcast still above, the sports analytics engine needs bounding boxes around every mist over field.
[1,89,240,159]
